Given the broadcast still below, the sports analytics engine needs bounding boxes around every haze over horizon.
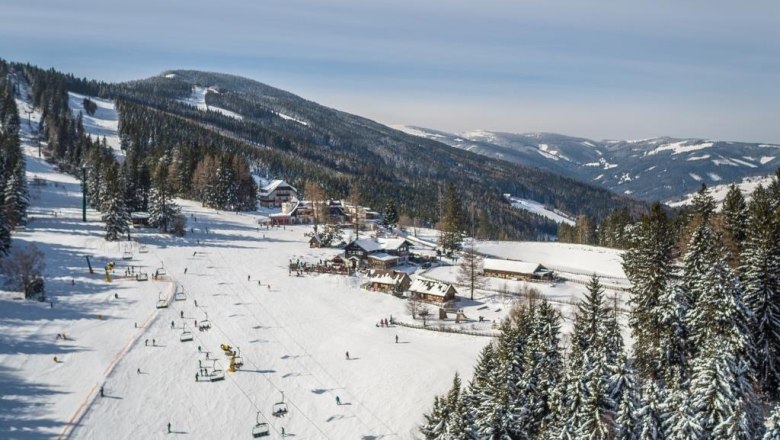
[2,0,779,143]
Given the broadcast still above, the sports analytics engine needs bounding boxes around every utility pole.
[82,166,88,222]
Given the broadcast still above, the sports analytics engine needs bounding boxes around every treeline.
[422,178,780,439]
[0,60,29,254]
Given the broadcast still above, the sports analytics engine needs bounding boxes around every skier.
[193,251,196,257]
[134,322,137,328]
[114,293,119,299]
[281,427,285,437]
[395,335,399,344]
[137,368,141,374]
[53,356,58,363]
[100,386,104,397]
[336,396,341,405]
[167,422,171,433]
[152,339,156,346]
[268,284,271,290]
[145,339,149,346]
[247,275,250,281]
[345,351,350,360]
[180,311,184,319]
[194,300,198,307]
[198,346,201,352]
[195,372,199,382]
[184,267,188,274]
[171,321,175,329]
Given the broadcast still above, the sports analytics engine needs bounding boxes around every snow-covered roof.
[350,238,409,253]
[260,180,297,196]
[130,212,150,219]
[368,270,408,285]
[368,252,398,262]
[409,279,456,297]
[483,258,549,275]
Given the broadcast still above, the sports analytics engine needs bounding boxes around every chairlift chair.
[138,245,149,254]
[156,293,168,309]
[122,251,132,260]
[157,267,167,276]
[272,392,288,417]
[137,272,149,282]
[252,412,270,438]
[180,325,193,342]
[209,360,225,381]
[174,290,186,301]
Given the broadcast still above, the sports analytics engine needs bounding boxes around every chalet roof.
[409,279,456,297]
[260,180,297,196]
[368,252,398,262]
[130,212,151,220]
[368,270,409,285]
[349,238,409,253]
[483,258,550,275]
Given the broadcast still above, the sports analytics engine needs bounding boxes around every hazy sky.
[1,0,779,142]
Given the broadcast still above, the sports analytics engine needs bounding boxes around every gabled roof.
[260,180,297,195]
[409,279,456,297]
[348,238,410,253]
[368,252,398,262]
[483,258,549,275]
[368,270,409,285]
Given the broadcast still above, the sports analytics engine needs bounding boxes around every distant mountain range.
[393,126,780,203]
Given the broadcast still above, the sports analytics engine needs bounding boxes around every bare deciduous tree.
[1,244,46,299]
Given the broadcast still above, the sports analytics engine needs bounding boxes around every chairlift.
[252,412,270,438]
[180,325,193,342]
[272,392,288,417]
[209,360,225,382]
[137,272,149,282]
[138,245,149,254]
[199,313,212,331]
[156,267,167,276]
[174,289,186,301]
[233,347,244,369]
[156,293,168,309]
[122,251,133,260]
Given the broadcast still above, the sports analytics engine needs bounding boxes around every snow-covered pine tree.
[689,339,759,439]
[661,388,702,440]
[420,395,446,439]
[613,358,639,440]
[102,165,130,241]
[634,379,665,440]
[764,404,780,440]
[623,202,675,380]
[444,373,471,440]
[740,184,780,398]
[438,182,465,255]
[383,198,399,229]
[4,160,29,229]
[722,183,748,260]
[462,343,498,435]
[0,192,11,256]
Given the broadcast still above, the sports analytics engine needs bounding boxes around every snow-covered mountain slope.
[667,174,776,208]
[395,126,780,203]
[178,85,244,120]
[507,196,575,225]
[67,92,124,160]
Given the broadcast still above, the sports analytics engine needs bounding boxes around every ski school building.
[482,258,554,281]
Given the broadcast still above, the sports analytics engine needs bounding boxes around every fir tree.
[740,184,780,397]
[438,183,465,254]
[102,165,129,241]
[635,380,665,440]
[383,198,399,229]
[661,388,702,440]
[420,395,446,439]
[764,405,780,440]
[722,184,748,259]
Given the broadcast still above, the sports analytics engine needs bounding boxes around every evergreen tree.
[613,359,639,440]
[420,395,446,439]
[661,388,702,440]
[438,183,465,254]
[740,184,780,397]
[764,405,780,440]
[623,202,678,381]
[383,198,399,229]
[634,380,665,440]
[722,184,748,259]
[102,165,129,241]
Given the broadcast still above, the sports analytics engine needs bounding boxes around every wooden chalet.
[258,180,298,207]
[409,279,457,304]
[367,270,412,293]
[483,258,554,281]
[130,212,151,228]
[344,238,412,268]
[309,233,322,248]
[269,200,314,225]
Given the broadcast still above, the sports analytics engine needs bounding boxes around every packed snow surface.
[179,86,244,120]
[508,197,575,225]
[66,92,123,161]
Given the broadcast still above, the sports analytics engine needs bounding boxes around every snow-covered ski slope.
[507,197,575,225]
[179,86,244,120]
[66,92,123,161]
[2,137,489,438]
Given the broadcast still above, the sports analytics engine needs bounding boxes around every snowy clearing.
[179,86,244,120]
[508,197,575,225]
[67,92,123,161]
[667,174,777,208]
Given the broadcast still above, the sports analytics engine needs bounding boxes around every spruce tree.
[623,202,676,380]
[740,184,780,397]
[420,395,446,439]
[102,165,129,241]
[438,183,465,254]
[634,380,665,440]
[661,388,702,440]
[383,198,399,229]
[722,183,748,259]
[764,405,780,440]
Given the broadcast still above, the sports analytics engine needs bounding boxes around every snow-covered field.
[477,241,626,279]
[67,92,123,161]
[667,174,777,208]
[507,197,574,225]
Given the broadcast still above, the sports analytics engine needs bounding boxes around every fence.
[393,319,498,338]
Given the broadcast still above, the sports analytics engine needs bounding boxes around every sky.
[1,0,779,143]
